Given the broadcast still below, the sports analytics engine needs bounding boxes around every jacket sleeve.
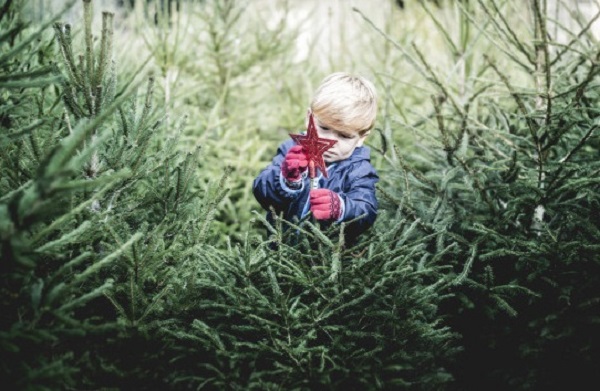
[253,140,306,215]
[339,160,379,240]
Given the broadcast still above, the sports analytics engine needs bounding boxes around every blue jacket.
[253,139,379,245]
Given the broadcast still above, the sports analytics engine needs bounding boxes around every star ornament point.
[289,114,337,178]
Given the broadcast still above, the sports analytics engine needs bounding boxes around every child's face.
[309,111,369,163]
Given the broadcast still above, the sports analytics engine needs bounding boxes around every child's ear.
[357,130,370,146]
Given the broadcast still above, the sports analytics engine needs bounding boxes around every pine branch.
[35,220,91,254]
[83,0,94,97]
[477,0,535,65]
[531,0,552,127]
[43,77,143,178]
[0,0,77,67]
[558,124,597,164]
[54,23,82,88]
[94,11,114,109]
[550,8,600,67]
[72,232,142,286]
[58,280,113,313]
[31,177,125,245]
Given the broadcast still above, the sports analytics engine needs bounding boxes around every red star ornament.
[289,113,337,178]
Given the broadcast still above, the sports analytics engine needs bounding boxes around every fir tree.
[361,0,600,389]
[152,213,458,390]
[1,0,228,388]
[0,0,118,388]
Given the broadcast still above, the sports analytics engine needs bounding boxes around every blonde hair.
[310,72,378,135]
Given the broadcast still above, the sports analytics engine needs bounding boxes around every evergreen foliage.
[0,1,93,388]
[2,1,456,389]
[131,0,302,245]
[367,1,600,389]
[2,0,598,390]
[1,0,226,388]
[151,215,457,390]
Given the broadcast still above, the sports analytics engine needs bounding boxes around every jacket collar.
[327,146,371,167]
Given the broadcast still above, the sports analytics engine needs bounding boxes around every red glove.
[281,145,308,182]
[310,189,342,221]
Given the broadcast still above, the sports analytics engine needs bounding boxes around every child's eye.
[340,133,353,139]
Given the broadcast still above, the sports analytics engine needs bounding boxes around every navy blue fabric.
[253,139,379,245]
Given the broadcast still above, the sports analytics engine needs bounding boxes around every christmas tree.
[1,0,227,388]
[363,0,600,389]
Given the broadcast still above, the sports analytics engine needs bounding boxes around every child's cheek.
[338,142,353,159]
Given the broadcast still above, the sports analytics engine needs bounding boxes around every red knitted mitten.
[309,189,342,221]
[281,146,308,182]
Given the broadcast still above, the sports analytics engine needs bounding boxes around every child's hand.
[282,146,308,182]
[310,189,342,221]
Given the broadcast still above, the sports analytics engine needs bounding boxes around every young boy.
[253,72,379,246]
